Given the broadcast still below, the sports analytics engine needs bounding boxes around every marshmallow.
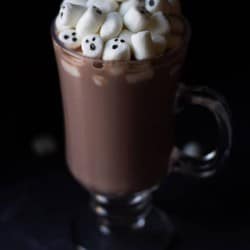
[152,34,167,56]
[168,15,185,34]
[55,16,71,32]
[87,0,119,13]
[76,6,105,38]
[123,6,150,33]
[148,11,171,35]
[57,2,86,28]
[118,29,134,47]
[131,31,155,60]
[63,0,88,6]
[119,0,143,16]
[103,38,131,61]
[81,34,104,58]
[100,12,123,41]
[58,29,81,49]
[145,0,164,13]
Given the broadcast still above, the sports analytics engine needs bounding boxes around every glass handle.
[169,84,233,178]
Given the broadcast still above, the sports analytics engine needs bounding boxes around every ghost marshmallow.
[148,11,171,35]
[100,12,123,41]
[76,6,105,38]
[131,31,155,60]
[58,29,81,49]
[57,3,86,29]
[103,38,131,60]
[145,0,164,13]
[87,0,118,13]
[152,34,167,56]
[82,34,104,58]
[118,29,134,47]
[123,6,150,32]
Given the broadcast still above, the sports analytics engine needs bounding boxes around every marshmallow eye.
[58,29,81,49]
[92,6,103,15]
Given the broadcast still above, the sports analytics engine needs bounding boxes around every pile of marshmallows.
[56,0,184,61]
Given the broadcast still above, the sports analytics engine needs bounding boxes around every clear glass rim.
[51,16,191,66]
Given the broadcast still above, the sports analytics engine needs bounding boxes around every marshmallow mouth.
[54,0,187,61]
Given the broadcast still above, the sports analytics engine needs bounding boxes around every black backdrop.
[1,1,250,249]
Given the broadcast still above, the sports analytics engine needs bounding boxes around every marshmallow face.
[103,38,131,61]
[76,6,105,38]
[58,29,81,49]
[100,12,123,41]
[145,0,163,13]
[81,34,104,58]
[57,3,86,28]
[118,29,133,47]
[152,34,167,56]
[123,6,150,33]
[148,11,171,35]
[87,0,119,13]
[131,31,155,60]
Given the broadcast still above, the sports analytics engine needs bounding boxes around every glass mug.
[52,19,232,250]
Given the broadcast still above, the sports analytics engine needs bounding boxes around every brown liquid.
[53,38,187,196]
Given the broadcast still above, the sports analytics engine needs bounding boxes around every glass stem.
[90,187,156,235]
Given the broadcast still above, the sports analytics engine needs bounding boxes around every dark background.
[1,1,250,249]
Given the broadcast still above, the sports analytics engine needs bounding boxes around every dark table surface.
[0,155,250,250]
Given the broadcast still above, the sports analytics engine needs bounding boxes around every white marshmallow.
[148,11,171,35]
[145,0,164,13]
[76,6,105,39]
[58,29,81,49]
[100,12,123,41]
[63,0,88,6]
[119,0,143,16]
[152,34,167,56]
[103,38,131,61]
[131,31,155,60]
[87,0,119,13]
[123,6,150,33]
[118,29,134,47]
[81,34,104,58]
[57,2,86,28]
[55,16,71,32]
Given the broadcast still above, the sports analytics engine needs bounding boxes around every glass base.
[74,207,176,250]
